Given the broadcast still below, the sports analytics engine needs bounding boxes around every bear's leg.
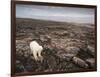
[33,51,39,61]
[38,50,43,62]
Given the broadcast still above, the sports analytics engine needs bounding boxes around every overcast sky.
[16,4,95,24]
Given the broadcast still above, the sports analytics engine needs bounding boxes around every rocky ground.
[16,18,96,74]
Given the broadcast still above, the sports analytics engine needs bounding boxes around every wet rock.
[72,57,88,68]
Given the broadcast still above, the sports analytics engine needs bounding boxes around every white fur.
[30,41,43,61]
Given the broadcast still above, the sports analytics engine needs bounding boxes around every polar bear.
[30,41,43,62]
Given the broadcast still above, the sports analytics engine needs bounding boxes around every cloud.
[16,4,95,24]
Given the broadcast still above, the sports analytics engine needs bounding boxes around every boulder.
[65,46,80,56]
[86,58,95,68]
[56,52,74,61]
[87,45,95,57]
[72,57,88,68]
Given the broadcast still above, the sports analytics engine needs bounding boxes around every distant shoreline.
[16,18,94,26]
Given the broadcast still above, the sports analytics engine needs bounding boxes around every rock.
[16,40,30,57]
[45,35,51,39]
[16,64,26,73]
[72,57,88,68]
[53,31,69,36]
[23,51,29,57]
[56,52,74,61]
[87,45,95,57]
[40,35,47,42]
[16,60,20,64]
[16,50,24,56]
[43,55,57,70]
[86,58,95,68]
[25,64,34,72]
[16,40,27,44]
[40,35,51,44]
[70,32,75,37]
[65,46,80,56]
[43,45,57,56]
[16,19,96,73]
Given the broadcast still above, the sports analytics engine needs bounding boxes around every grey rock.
[16,60,20,64]
[40,35,48,42]
[72,57,88,68]
[86,58,95,68]
[16,40,31,57]
[56,52,74,61]
[87,45,95,57]
[65,46,80,56]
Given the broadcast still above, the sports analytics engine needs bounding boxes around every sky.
[16,4,95,24]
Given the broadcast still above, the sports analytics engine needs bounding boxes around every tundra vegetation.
[16,18,96,73]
